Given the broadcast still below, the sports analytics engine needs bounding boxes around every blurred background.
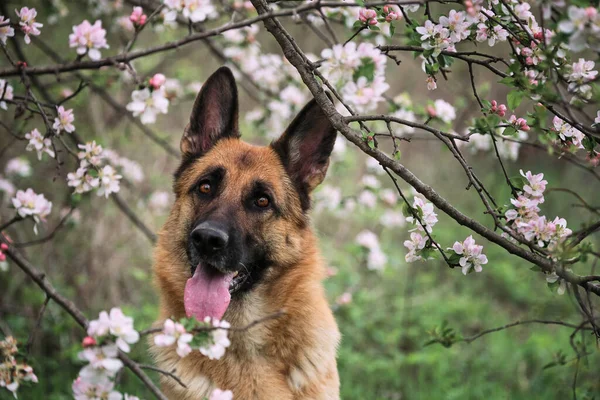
[1,1,599,399]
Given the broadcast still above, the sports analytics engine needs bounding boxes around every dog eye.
[199,182,212,194]
[255,196,270,208]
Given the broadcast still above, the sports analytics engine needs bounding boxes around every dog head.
[158,66,337,321]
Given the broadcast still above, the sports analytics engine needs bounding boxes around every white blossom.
[25,128,55,160]
[126,87,169,124]
[199,317,231,360]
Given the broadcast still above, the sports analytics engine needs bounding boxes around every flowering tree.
[0,0,599,398]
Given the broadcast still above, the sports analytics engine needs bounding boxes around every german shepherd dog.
[151,67,340,399]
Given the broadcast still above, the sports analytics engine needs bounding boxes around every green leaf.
[498,76,515,86]
[354,57,376,82]
[502,126,518,137]
[510,175,527,190]
[582,136,595,152]
[486,114,501,127]
[507,91,524,110]
[448,252,462,265]
[389,23,395,36]
[546,281,559,292]
[421,247,438,260]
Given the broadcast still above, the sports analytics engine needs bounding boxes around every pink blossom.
[416,20,452,56]
[15,7,42,44]
[490,100,507,117]
[341,76,389,113]
[107,308,139,353]
[404,232,427,262]
[129,6,147,26]
[406,194,438,233]
[336,292,353,305]
[97,165,122,198]
[476,23,509,46]
[358,8,378,25]
[199,317,231,360]
[588,152,600,167]
[25,128,55,160]
[520,170,547,198]
[439,10,470,43]
[367,247,387,271]
[568,59,597,83]
[383,5,401,22]
[432,99,456,123]
[356,230,380,250]
[426,75,437,90]
[126,87,170,124]
[52,106,75,134]
[82,336,97,348]
[87,310,111,337]
[451,235,488,275]
[69,20,109,61]
[117,16,135,32]
[78,344,123,381]
[154,319,194,358]
[0,16,15,44]
[509,115,530,132]
[513,2,532,21]
[181,0,217,23]
[149,73,166,89]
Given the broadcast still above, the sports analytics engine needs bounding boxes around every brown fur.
[151,71,340,398]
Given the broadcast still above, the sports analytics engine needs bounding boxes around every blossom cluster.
[558,6,600,53]
[566,58,598,100]
[154,316,231,361]
[449,235,488,275]
[219,24,311,136]
[357,5,401,27]
[15,7,43,44]
[355,230,388,272]
[503,170,572,256]
[463,127,528,162]
[415,8,508,85]
[67,141,123,198]
[320,42,389,113]
[73,308,140,399]
[403,193,439,263]
[551,116,585,150]
[0,336,38,398]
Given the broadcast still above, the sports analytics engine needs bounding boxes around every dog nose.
[191,222,229,255]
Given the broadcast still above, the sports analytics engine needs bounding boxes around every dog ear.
[272,98,337,210]
[181,66,240,156]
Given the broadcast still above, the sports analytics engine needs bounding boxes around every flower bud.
[82,336,97,347]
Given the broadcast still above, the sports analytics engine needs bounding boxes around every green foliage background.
[1,1,599,399]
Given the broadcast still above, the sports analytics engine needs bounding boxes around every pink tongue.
[184,265,234,321]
